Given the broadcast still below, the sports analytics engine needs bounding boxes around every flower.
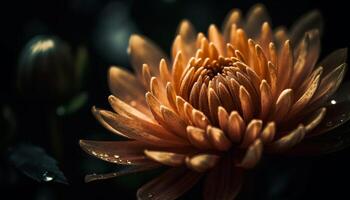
[80,4,349,200]
[17,36,76,104]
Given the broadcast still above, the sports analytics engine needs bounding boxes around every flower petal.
[203,156,243,200]
[84,164,159,183]
[173,20,197,62]
[241,119,262,147]
[128,34,169,77]
[267,125,305,152]
[222,9,242,42]
[108,66,147,109]
[244,4,270,39]
[311,63,347,105]
[93,108,186,147]
[79,140,152,165]
[137,167,201,200]
[144,150,186,167]
[286,125,350,156]
[318,48,348,76]
[273,89,293,123]
[187,126,212,150]
[237,139,263,169]
[289,10,323,45]
[186,154,220,172]
[206,126,232,151]
[85,163,160,183]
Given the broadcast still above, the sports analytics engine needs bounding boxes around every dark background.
[0,0,349,199]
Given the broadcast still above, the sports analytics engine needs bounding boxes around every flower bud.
[17,36,76,104]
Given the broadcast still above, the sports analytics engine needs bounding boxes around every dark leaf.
[8,143,68,184]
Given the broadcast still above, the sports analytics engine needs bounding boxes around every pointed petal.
[186,154,220,172]
[260,122,276,143]
[239,85,254,121]
[318,48,348,75]
[260,80,273,120]
[311,63,347,105]
[308,81,350,136]
[208,24,224,55]
[267,125,305,152]
[108,66,147,108]
[144,150,186,167]
[304,107,327,133]
[289,10,323,45]
[277,40,293,92]
[137,167,201,200]
[274,89,293,122]
[237,139,263,169]
[241,120,263,147]
[227,111,245,143]
[207,126,232,151]
[93,108,185,147]
[160,105,188,139]
[245,4,270,39]
[128,34,169,77]
[85,164,159,183]
[187,126,212,149]
[79,140,152,165]
[290,72,321,117]
[222,9,242,42]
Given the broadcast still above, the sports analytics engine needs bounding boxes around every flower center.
[179,56,257,125]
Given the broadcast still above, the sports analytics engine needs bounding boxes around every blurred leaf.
[8,143,68,184]
[56,92,88,116]
[75,46,89,89]
[0,105,16,150]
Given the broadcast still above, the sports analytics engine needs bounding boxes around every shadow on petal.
[137,167,202,200]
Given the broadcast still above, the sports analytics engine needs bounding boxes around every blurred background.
[0,0,349,199]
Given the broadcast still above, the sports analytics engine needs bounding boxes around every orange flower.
[80,4,349,200]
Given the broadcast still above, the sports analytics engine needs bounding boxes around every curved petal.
[308,84,350,137]
[137,167,202,200]
[287,123,350,156]
[203,155,243,200]
[128,34,169,77]
[311,63,347,105]
[222,9,242,43]
[244,4,270,39]
[108,66,147,110]
[144,150,186,167]
[84,164,160,183]
[318,48,348,75]
[79,140,153,165]
[92,108,187,147]
[237,139,263,169]
[267,125,305,153]
[173,20,197,61]
[289,10,323,45]
[186,154,220,172]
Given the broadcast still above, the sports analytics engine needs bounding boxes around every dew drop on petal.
[326,121,334,127]
[42,171,54,182]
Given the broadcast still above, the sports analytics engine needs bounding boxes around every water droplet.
[148,193,153,198]
[331,100,337,105]
[114,155,120,158]
[91,151,97,156]
[127,160,131,164]
[326,121,334,127]
[341,113,347,118]
[42,171,54,182]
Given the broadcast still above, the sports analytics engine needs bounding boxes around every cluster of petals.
[80,4,348,200]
